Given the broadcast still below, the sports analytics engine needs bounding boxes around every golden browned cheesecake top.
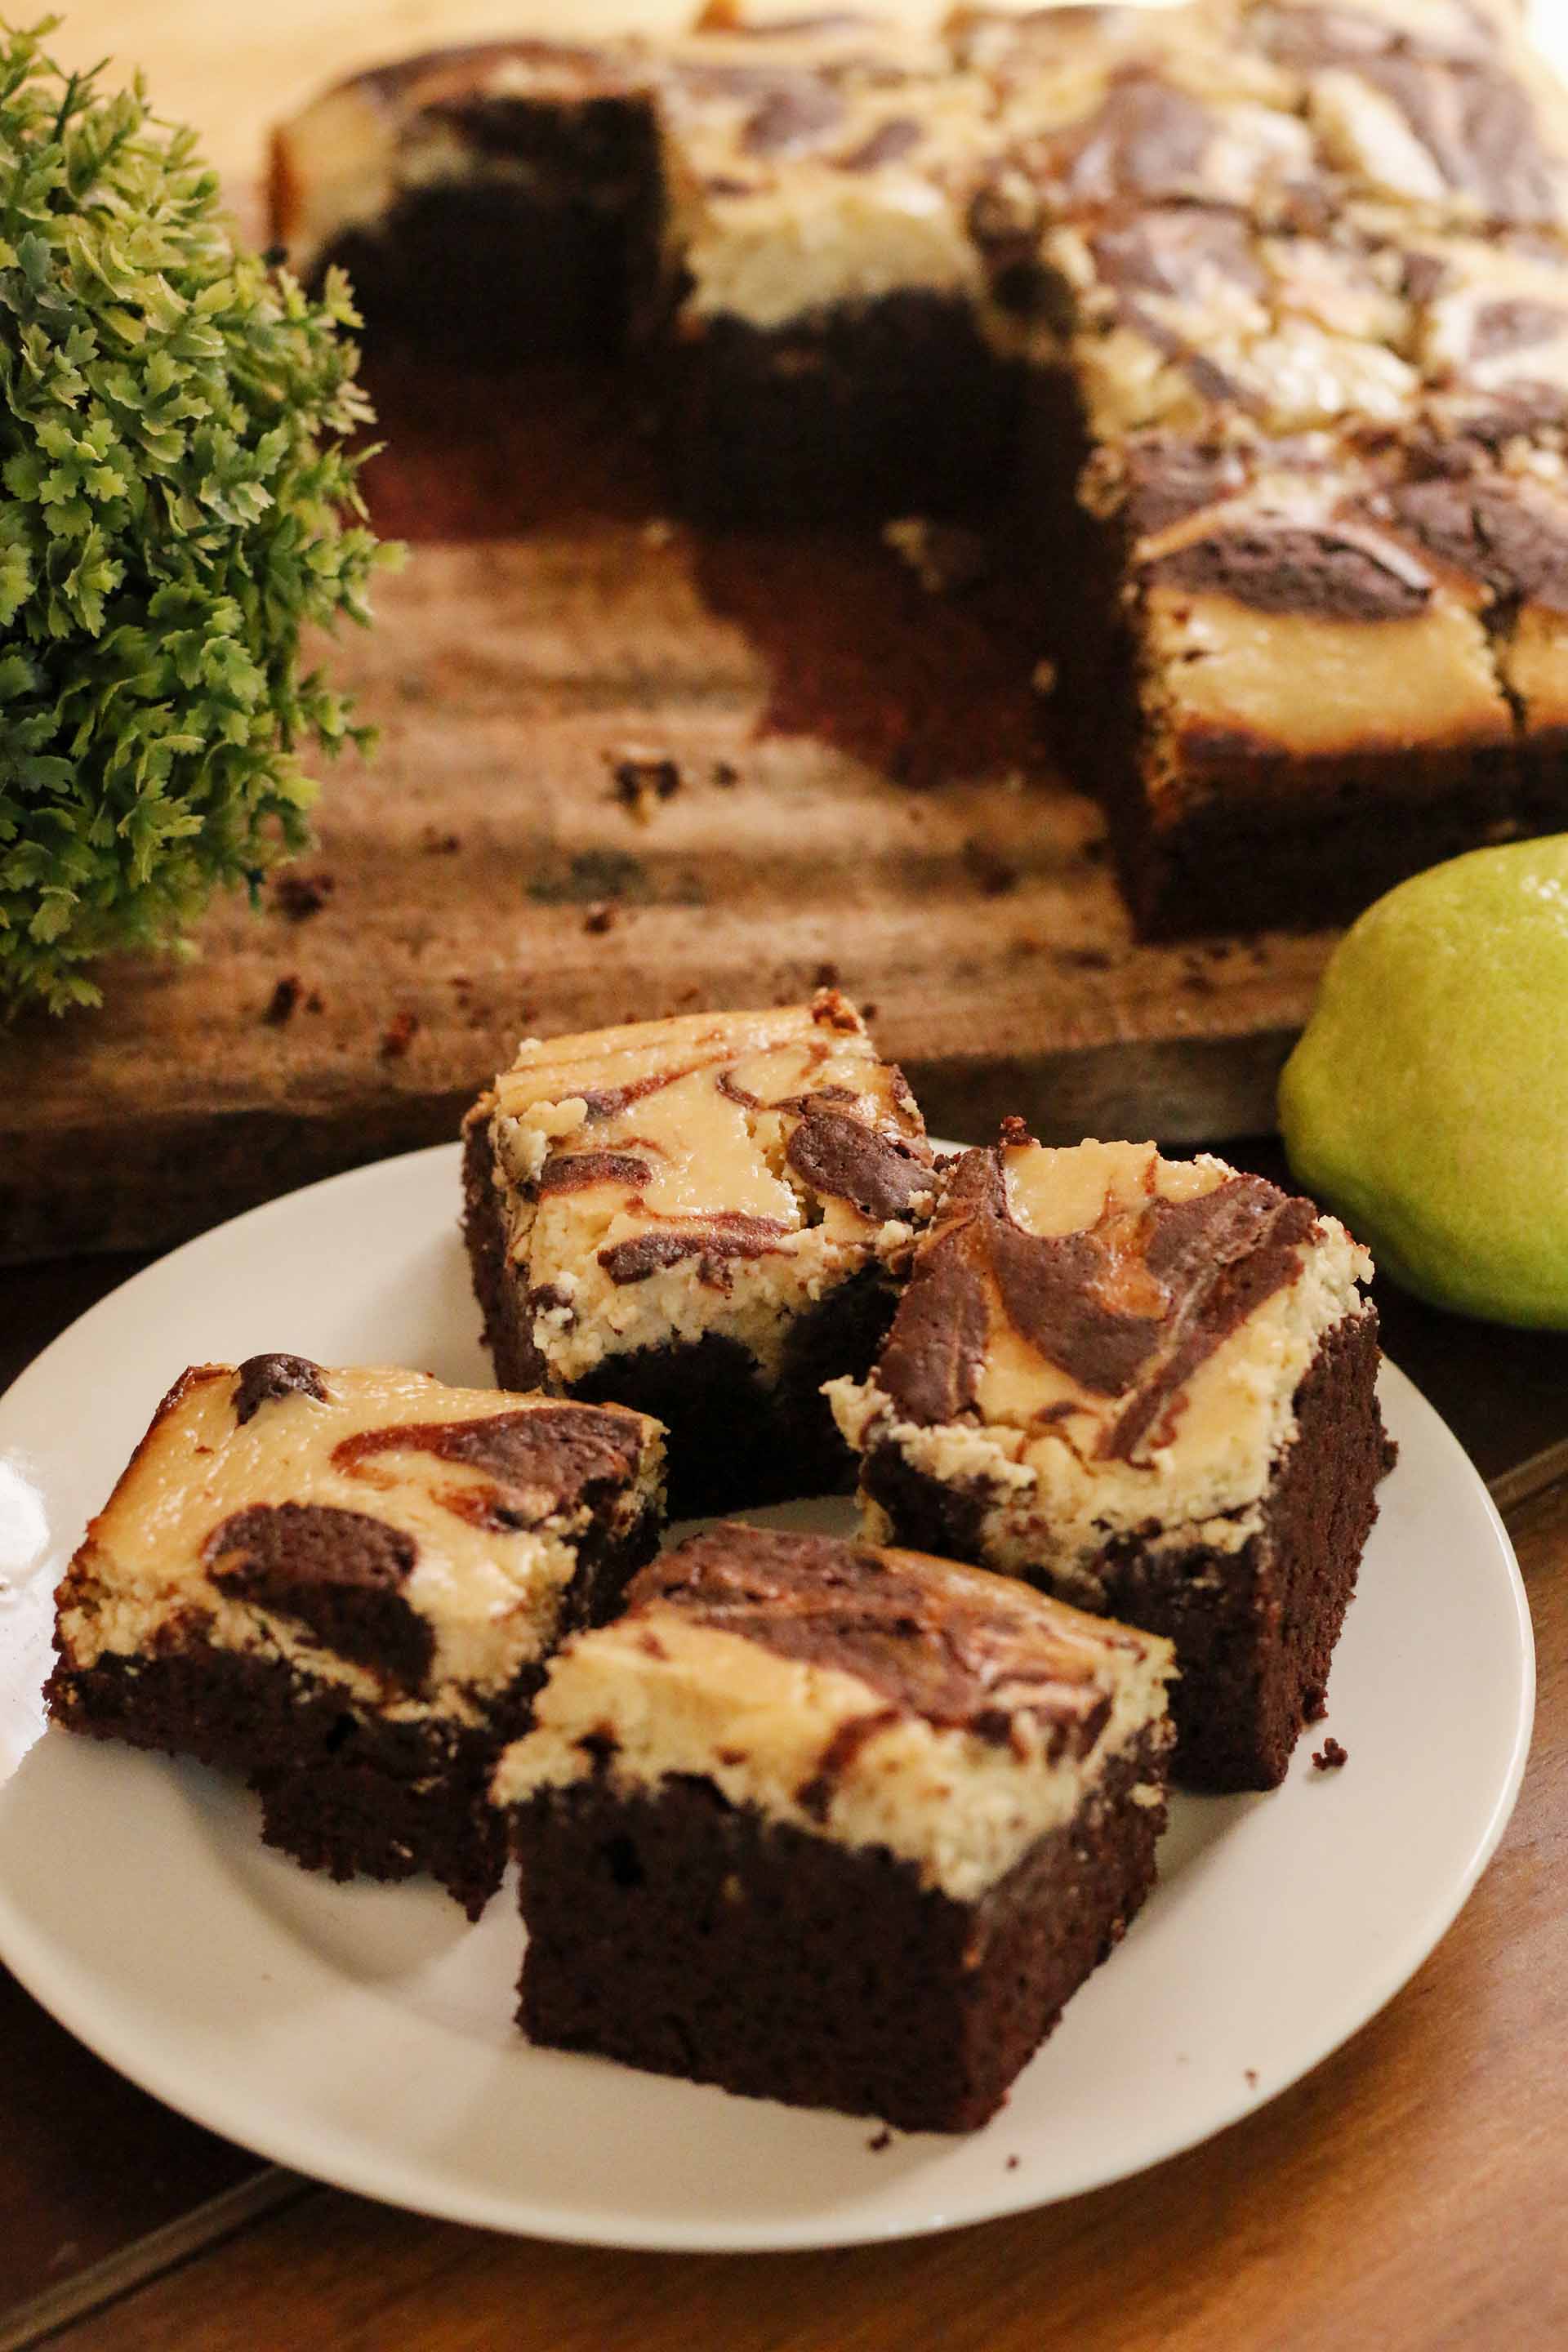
[493,1521,1174,1900]
[56,1361,663,1719]
[473,991,934,1384]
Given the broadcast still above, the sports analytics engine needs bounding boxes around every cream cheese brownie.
[461,991,935,1517]
[495,1522,1174,2132]
[47,1357,665,1915]
[268,37,664,356]
[269,0,1568,929]
[828,1131,1391,1791]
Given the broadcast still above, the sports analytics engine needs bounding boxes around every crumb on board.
[1245,2069,1259,2089]
[421,828,461,855]
[962,839,1020,898]
[866,2128,893,2154]
[713,760,739,788]
[1312,1737,1349,1772]
[380,1010,420,1061]
[305,990,325,1015]
[584,902,617,934]
[1006,2154,1020,2171]
[610,748,682,822]
[272,871,334,922]
[263,975,301,1027]
[813,960,840,989]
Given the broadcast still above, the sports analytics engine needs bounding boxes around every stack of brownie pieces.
[51,992,1391,2128]
[270,0,1568,933]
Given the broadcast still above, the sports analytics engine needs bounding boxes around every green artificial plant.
[0,16,399,1010]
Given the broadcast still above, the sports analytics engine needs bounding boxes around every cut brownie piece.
[1040,208,1419,443]
[1069,428,1529,934]
[653,16,1018,521]
[462,991,935,1517]
[495,1522,1174,2132]
[828,1133,1392,1791]
[47,1358,665,1915]
[268,38,666,357]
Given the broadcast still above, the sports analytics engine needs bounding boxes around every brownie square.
[495,1523,1174,2132]
[461,990,936,1517]
[47,1356,666,1916]
[828,1131,1393,1791]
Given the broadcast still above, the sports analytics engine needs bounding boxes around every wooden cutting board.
[0,2,1339,1264]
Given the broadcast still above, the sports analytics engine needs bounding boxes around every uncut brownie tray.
[270,0,1568,938]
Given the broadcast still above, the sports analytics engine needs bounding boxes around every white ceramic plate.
[0,1144,1534,2252]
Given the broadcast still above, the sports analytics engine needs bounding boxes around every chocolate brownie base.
[463,1111,898,1517]
[47,1497,661,1917]
[666,291,1020,528]
[510,1730,1165,2132]
[862,1312,1390,1791]
[1110,727,1549,941]
[290,96,663,360]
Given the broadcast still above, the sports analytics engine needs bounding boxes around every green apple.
[1278,836,1568,1325]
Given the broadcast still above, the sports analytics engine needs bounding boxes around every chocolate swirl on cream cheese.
[233,1353,328,1424]
[878,1146,1321,1460]
[1144,521,1432,619]
[1388,476,1568,610]
[332,1404,644,1517]
[784,1098,934,1222]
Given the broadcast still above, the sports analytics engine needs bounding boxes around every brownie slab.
[47,1357,665,1915]
[461,990,935,1516]
[829,1132,1392,1790]
[494,1523,1174,2132]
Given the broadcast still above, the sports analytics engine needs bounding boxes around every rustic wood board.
[0,4,1347,1264]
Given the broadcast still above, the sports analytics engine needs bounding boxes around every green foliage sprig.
[0,17,400,1010]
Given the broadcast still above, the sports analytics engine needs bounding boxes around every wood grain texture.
[38,1480,1568,2352]
[0,5,1352,1263]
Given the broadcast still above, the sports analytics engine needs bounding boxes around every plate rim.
[0,1142,1537,2252]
